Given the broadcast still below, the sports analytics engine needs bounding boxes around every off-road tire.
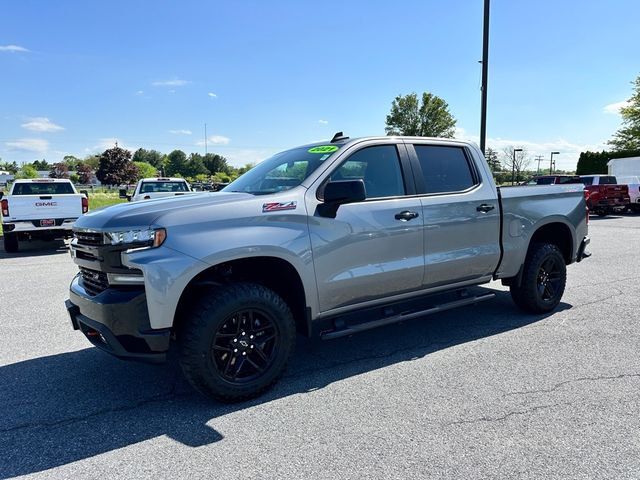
[3,232,18,253]
[510,243,566,314]
[179,282,296,402]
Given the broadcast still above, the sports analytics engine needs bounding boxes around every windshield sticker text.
[308,145,339,154]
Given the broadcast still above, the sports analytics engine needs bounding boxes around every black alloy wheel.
[180,282,296,402]
[210,308,279,384]
[510,243,567,313]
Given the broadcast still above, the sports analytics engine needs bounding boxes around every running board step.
[320,292,496,340]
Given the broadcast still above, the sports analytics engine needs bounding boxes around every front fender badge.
[262,201,297,212]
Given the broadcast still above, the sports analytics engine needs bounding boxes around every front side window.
[580,177,594,186]
[330,145,405,199]
[413,145,476,194]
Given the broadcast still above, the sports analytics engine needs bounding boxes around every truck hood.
[74,192,254,230]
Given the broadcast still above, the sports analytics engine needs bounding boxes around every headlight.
[105,227,166,248]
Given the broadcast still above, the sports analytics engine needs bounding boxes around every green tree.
[236,163,255,176]
[485,147,501,172]
[16,164,39,179]
[83,155,100,170]
[385,92,456,137]
[609,75,640,151]
[203,153,230,175]
[96,147,138,185]
[63,155,82,170]
[133,161,158,179]
[133,148,166,168]
[185,153,209,177]
[165,150,187,176]
[49,162,70,178]
[576,148,640,175]
[0,161,19,174]
[32,159,50,171]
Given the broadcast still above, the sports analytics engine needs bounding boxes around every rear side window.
[599,176,617,184]
[331,145,405,199]
[536,177,555,185]
[12,182,75,195]
[414,146,476,194]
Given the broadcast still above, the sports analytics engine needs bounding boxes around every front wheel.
[510,243,566,314]
[3,232,18,253]
[179,283,296,402]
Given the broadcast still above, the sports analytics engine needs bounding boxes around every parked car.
[1,178,88,252]
[524,175,583,186]
[579,175,630,217]
[616,175,640,212]
[66,135,590,402]
[121,177,195,202]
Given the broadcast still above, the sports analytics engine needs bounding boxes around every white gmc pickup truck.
[1,178,88,253]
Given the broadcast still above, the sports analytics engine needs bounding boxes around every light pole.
[479,0,490,155]
[550,151,560,174]
[512,148,523,185]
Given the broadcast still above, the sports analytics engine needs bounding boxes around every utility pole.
[550,151,560,174]
[204,123,208,155]
[479,0,490,155]
[535,155,544,174]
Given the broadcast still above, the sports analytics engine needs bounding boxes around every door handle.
[395,210,419,221]
[476,204,495,213]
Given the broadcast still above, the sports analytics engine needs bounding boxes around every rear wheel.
[595,208,607,217]
[179,282,296,402]
[511,243,566,313]
[3,232,18,253]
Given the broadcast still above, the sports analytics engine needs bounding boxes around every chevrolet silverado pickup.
[66,135,590,402]
[123,177,194,202]
[1,178,88,253]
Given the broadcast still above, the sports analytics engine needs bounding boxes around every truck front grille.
[79,267,109,296]
[75,231,104,246]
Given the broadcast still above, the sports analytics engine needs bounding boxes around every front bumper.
[66,274,170,363]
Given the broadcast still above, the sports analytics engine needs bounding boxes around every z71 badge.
[262,201,297,212]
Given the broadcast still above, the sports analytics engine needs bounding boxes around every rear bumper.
[66,274,170,363]
[2,218,76,235]
[577,236,591,262]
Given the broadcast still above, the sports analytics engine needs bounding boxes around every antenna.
[204,123,208,155]
[331,132,349,143]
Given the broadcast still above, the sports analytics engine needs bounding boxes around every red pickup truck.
[580,175,630,217]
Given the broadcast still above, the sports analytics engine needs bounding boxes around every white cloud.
[135,90,144,95]
[455,126,607,171]
[196,135,231,146]
[151,79,190,87]
[208,92,217,98]
[318,119,329,124]
[0,44,29,53]
[21,117,64,132]
[224,148,277,167]
[169,129,193,135]
[5,138,49,153]
[603,100,631,115]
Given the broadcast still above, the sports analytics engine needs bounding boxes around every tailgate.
[6,194,84,220]
[603,185,628,198]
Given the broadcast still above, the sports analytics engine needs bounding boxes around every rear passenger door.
[406,142,501,288]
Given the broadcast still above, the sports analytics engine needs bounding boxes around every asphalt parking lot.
[1,214,639,479]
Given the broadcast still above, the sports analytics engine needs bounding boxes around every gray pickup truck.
[66,134,590,401]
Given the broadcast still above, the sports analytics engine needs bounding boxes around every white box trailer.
[608,157,640,177]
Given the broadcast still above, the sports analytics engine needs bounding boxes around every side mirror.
[318,179,366,218]
[80,189,89,198]
[118,188,129,199]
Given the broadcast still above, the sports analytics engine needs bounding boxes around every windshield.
[224,145,340,195]
[140,181,189,193]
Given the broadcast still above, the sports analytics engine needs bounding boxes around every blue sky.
[1,0,638,170]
